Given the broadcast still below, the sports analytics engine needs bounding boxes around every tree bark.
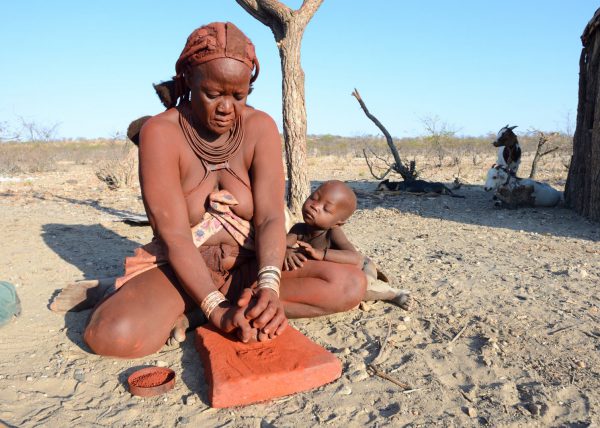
[565,8,600,221]
[236,0,322,215]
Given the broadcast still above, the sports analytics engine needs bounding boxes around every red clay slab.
[195,324,342,408]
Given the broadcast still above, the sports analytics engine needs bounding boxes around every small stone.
[348,369,369,382]
[73,369,85,382]
[185,394,198,405]
[359,302,371,311]
[401,316,411,322]
[155,360,168,368]
[525,402,540,416]
[336,385,352,395]
[176,416,190,425]
[26,376,33,382]
[397,324,407,332]
[580,269,589,279]
[576,361,586,369]
[464,406,477,418]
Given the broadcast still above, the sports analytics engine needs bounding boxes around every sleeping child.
[285,180,410,309]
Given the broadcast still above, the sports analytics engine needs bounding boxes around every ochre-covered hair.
[167,22,259,108]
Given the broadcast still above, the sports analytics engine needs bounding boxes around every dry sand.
[0,153,599,427]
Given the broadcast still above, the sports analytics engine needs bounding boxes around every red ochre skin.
[195,324,342,408]
[128,367,176,397]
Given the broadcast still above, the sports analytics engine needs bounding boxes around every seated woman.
[83,22,366,359]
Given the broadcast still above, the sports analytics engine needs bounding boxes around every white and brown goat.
[493,125,521,174]
[484,165,561,208]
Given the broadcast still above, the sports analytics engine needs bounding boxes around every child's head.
[302,180,357,229]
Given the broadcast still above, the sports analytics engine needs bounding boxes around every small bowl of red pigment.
[127,366,176,397]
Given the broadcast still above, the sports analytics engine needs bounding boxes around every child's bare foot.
[392,290,412,311]
[49,278,115,312]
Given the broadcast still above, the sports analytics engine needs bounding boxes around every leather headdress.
[173,22,259,105]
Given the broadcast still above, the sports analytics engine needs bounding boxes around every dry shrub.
[95,143,137,190]
[0,139,138,175]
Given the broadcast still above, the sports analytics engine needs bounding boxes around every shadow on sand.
[341,180,598,242]
[42,223,140,353]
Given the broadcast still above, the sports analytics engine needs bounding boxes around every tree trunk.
[236,0,322,216]
[565,8,600,221]
[278,24,310,214]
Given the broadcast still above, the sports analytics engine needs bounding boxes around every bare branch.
[235,0,275,27]
[297,0,324,25]
[363,148,393,180]
[368,147,392,165]
[236,0,293,25]
[541,147,559,157]
[529,130,559,179]
[352,88,416,181]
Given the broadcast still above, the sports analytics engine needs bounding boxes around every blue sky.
[1,1,597,139]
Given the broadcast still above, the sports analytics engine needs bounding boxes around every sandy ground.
[0,152,599,427]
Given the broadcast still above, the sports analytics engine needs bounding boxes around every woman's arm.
[138,117,255,341]
[244,111,288,338]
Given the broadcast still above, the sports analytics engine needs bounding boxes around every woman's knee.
[84,311,149,358]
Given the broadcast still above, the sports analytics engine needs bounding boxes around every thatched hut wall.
[565,8,600,221]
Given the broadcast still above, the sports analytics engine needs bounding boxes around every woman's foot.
[49,278,115,312]
[166,310,208,346]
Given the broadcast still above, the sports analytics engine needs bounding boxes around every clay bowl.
[127,366,176,397]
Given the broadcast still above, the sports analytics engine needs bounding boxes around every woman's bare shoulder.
[139,109,181,148]
[244,107,277,129]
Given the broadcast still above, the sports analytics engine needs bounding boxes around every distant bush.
[0,138,134,175]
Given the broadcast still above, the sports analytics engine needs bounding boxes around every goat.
[484,165,561,208]
[377,179,465,198]
[493,125,521,174]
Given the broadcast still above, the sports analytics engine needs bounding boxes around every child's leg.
[362,257,411,310]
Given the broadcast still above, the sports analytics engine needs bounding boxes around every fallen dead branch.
[367,364,412,390]
[352,88,417,181]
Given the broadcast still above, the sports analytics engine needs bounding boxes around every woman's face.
[186,58,252,138]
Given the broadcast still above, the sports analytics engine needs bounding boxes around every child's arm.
[284,225,307,270]
[324,227,364,266]
[297,227,364,266]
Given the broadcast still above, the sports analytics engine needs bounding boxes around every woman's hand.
[296,241,325,261]
[284,246,307,271]
[243,287,287,341]
[209,289,258,343]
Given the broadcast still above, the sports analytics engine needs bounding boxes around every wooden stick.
[372,320,393,365]
[449,322,469,344]
[459,389,474,403]
[368,364,411,390]
[402,388,426,394]
[548,321,586,335]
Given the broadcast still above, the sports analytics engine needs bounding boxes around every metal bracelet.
[200,290,227,320]
[258,265,282,278]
